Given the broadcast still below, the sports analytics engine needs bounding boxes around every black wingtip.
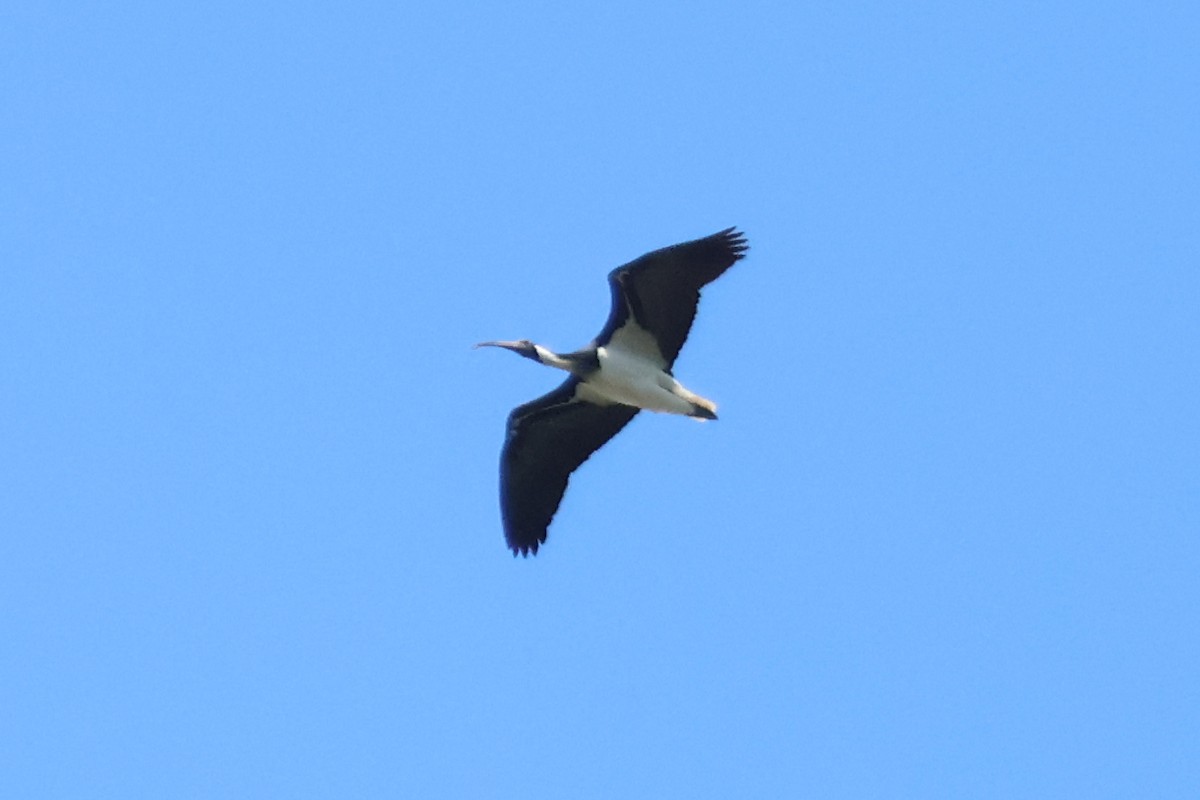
[507,536,542,557]
[718,227,749,258]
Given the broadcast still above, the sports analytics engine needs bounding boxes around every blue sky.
[3,1,1198,797]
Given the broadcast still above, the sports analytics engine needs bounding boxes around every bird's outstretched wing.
[598,227,748,367]
[500,379,639,556]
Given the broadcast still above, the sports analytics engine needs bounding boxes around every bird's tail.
[686,395,718,421]
[667,379,718,421]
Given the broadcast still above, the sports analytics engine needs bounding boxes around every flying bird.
[477,227,749,556]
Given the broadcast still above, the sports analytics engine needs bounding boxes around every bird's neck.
[533,345,577,372]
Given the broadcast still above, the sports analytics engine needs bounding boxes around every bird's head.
[473,339,541,362]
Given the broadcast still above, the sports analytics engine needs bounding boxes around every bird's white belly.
[579,347,695,415]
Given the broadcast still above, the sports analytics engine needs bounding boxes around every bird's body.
[477,227,748,555]
[579,345,714,417]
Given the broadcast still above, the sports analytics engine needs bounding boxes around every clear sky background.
[3,2,1197,797]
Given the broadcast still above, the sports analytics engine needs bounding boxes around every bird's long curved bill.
[474,340,521,350]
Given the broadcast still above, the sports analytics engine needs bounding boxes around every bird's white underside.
[578,341,715,417]
[605,319,666,366]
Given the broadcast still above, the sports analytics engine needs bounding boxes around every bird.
[476,227,749,556]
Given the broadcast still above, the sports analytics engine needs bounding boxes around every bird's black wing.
[500,378,639,556]
[598,227,748,367]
